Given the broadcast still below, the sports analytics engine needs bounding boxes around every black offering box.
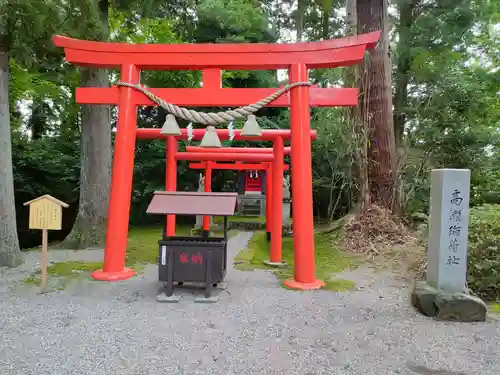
[146,191,237,303]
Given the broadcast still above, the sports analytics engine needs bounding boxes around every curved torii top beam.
[51,32,380,70]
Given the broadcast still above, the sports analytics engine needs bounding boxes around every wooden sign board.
[23,195,69,292]
[24,194,69,230]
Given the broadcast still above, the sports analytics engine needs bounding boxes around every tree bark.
[321,9,329,39]
[393,0,416,147]
[296,0,306,41]
[0,40,23,267]
[62,0,111,249]
[28,98,47,140]
[346,0,370,212]
[357,0,397,211]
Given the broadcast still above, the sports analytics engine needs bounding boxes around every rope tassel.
[241,115,262,137]
[160,114,181,135]
[200,126,222,148]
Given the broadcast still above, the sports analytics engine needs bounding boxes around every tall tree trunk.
[393,0,415,147]
[296,0,306,41]
[346,0,370,211]
[321,10,329,39]
[0,39,23,267]
[28,98,47,140]
[62,0,111,249]
[357,0,397,211]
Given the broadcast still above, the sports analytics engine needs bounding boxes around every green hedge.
[467,204,500,300]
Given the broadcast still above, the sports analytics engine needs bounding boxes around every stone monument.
[411,169,487,322]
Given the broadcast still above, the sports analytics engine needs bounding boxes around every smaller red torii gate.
[168,151,277,239]
[53,31,380,291]
[186,147,291,250]
[140,133,299,238]
[171,152,276,233]
[189,160,291,265]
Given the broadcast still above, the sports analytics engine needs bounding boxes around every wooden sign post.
[23,195,69,292]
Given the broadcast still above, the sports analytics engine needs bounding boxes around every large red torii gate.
[52,31,380,290]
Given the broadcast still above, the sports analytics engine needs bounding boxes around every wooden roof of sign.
[23,194,69,208]
[146,191,237,216]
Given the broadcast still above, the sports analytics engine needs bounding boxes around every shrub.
[467,204,500,300]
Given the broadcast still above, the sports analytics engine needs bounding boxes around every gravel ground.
[1,231,499,375]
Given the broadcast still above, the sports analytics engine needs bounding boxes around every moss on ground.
[124,226,190,266]
[213,215,267,224]
[24,226,237,288]
[234,231,356,291]
[489,303,500,313]
[23,261,104,289]
[213,215,293,225]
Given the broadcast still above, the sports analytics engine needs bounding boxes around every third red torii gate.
[189,160,291,265]
[53,31,380,290]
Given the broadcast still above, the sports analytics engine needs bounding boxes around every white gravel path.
[1,231,499,375]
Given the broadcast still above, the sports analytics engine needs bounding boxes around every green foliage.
[470,147,500,206]
[467,204,500,300]
[109,8,182,44]
[1,0,62,63]
[12,135,79,202]
[195,0,277,43]
[11,134,80,248]
[399,63,500,216]
[234,231,356,291]
[393,0,500,219]
[311,106,360,219]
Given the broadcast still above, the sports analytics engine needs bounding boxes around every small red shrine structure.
[52,31,380,290]
[186,145,291,197]
[244,170,263,194]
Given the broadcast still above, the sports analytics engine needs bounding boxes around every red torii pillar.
[52,31,380,288]
[265,162,273,240]
[285,64,317,288]
[271,135,285,264]
[202,161,213,236]
[165,137,177,236]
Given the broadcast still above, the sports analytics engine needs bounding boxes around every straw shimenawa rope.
[116,81,312,126]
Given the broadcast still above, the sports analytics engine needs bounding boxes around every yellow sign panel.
[24,195,69,230]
